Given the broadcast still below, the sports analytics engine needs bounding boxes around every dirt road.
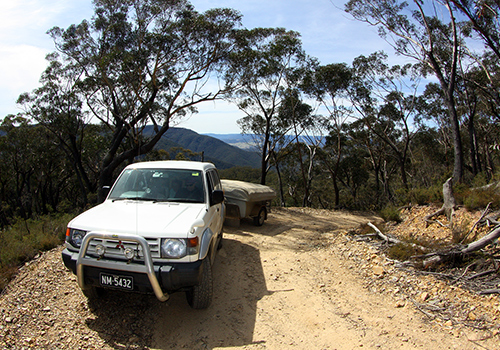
[1,207,498,349]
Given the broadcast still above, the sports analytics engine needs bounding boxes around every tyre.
[82,286,106,299]
[186,258,213,309]
[217,231,223,250]
[253,207,266,226]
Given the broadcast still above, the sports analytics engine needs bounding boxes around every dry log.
[420,225,500,268]
[367,222,429,256]
[461,225,500,254]
[423,255,443,269]
[466,269,497,281]
[483,210,500,227]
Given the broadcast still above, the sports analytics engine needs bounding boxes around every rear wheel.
[253,207,266,226]
[186,258,213,309]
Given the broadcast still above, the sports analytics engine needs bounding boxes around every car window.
[108,168,206,203]
[208,170,222,191]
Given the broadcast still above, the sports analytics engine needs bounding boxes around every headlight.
[161,239,187,258]
[67,229,87,248]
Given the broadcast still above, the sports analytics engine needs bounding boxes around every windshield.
[108,168,205,203]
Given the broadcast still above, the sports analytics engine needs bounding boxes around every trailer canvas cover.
[221,180,276,202]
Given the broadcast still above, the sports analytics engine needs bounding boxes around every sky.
[0,0,393,134]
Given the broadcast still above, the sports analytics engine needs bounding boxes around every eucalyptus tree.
[302,63,354,206]
[17,53,99,205]
[46,0,241,200]
[0,116,70,220]
[226,27,308,185]
[276,88,316,207]
[349,52,422,190]
[449,0,500,60]
[458,66,500,179]
[345,0,465,182]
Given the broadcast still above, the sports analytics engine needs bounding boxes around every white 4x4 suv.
[62,161,224,309]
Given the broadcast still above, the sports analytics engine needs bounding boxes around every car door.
[206,169,224,236]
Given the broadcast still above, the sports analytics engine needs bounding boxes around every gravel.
[1,206,499,349]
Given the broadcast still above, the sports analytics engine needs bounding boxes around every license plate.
[99,272,134,290]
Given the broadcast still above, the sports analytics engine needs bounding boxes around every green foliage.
[396,186,442,206]
[0,213,73,291]
[220,166,261,183]
[386,236,444,262]
[387,242,421,261]
[451,219,471,244]
[459,186,500,211]
[379,205,401,223]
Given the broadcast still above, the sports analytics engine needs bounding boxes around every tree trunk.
[424,177,457,225]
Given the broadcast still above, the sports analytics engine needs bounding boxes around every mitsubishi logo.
[115,240,125,250]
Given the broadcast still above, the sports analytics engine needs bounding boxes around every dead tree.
[424,177,457,227]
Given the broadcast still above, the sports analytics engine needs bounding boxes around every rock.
[395,301,406,308]
[419,292,429,302]
[128,335,139,344]
[372,266,384,276]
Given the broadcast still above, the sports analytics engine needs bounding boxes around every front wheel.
[186,258,213,309]
[253,206,266,226]
[82,286,106,299]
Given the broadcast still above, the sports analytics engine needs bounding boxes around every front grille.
[86,237,161,260]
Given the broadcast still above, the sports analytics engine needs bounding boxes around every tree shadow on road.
[84,237,268,349]
[152,237,268,349]
[84,288,158,349]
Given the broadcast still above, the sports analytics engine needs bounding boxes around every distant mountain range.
[152,127,261,169]
[203,133,257,150]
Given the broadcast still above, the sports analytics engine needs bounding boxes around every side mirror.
[210,190,224,206]
[101,186,111,200]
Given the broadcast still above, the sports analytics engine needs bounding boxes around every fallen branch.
[466,269,497,281]
[409,298,437,319]
[483,210,500,227]
[479,289,500,295]
[420,226,500,268]
[452,262,477,283]
[367,222,401,244]
[461,225,500,254]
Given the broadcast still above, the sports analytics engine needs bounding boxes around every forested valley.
[1,0,500,287]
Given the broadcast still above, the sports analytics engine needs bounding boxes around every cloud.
[0,0,396,132]
[0,0,93,118]
[0,45,48,115]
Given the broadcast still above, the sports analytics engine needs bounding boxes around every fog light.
[124,247,135,259]
[95,244,106,257]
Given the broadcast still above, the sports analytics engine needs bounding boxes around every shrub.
[396,186,442,206]
[379,205,401,223]
[387,242,421,261]
[0,213,73,291]
[461,186,500,211]
[451,219,471,244]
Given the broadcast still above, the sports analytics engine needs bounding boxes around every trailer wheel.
[253,206,266,226]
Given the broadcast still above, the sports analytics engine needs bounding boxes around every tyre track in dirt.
[1,207,498,349]
[152,207,497,349]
